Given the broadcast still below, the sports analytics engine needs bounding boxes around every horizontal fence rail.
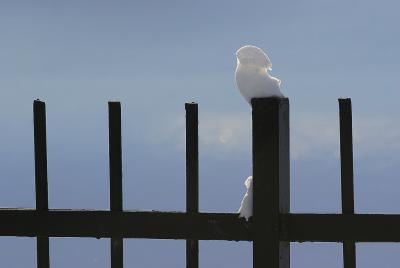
[0,209,252,240]
[2,210,400,242]
[1,97,398,268]
[283,214,400,242]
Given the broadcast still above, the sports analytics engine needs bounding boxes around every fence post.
[339,98,356,268]
[33,100,50,268]
[108,102,123,268]
[252,97,290,268]
[185,102,199,268]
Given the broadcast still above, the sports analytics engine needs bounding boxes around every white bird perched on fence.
[238,176,253,220]
[235,45,284,103]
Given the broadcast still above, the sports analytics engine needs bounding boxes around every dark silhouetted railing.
[2,97,397,268]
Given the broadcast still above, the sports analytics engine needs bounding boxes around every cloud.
[144,111,400,163]
[291,114,340,160]
[195,112,339,160]
[352,115,400,160]
[198,112,251,153]
[192,112,400,161]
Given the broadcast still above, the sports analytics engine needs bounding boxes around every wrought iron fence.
[1,97,398,268]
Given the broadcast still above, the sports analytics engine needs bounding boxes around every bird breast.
[235,64,282,103]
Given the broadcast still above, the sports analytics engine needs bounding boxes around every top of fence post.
[251,97,290,268]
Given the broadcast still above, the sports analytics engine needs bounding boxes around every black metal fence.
[1,97,400,268]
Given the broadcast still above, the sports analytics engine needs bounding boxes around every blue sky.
[1,0,400,267]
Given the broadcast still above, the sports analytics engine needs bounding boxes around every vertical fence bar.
[33,100,50,268]
[109,102,123,268]
[339,98,356,268]
[252,98,290,268]
[185,102,199,268]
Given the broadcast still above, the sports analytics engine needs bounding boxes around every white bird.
[235,45,284,103]
[236,46,284,220]
[238,176,253,220]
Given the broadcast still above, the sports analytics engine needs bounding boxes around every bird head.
[236,45,272,69]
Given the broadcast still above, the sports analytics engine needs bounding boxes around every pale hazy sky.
[1,1,400,267]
